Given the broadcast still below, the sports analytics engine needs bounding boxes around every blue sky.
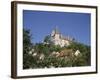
[23,10,91,45]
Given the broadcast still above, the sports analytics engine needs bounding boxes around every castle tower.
[51,26,60,36]
[51,26,61,39]
[55,26,60,34]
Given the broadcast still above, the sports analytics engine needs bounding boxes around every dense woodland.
[23,29,91,69]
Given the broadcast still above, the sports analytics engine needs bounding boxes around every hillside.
[23,29,90,69]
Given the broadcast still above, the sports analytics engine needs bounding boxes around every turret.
[51,26,60,37]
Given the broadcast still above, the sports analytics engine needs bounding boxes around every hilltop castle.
[45,27,74,47]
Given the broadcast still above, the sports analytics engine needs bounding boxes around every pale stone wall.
[50,28,71,47]
[51,33,70,47]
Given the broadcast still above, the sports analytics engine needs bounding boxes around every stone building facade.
[50,27,73,47]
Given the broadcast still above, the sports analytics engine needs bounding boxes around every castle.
[48,27,74,47]
[29,27,80,61]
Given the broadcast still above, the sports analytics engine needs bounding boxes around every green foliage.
[49,45,61,52]
[23,29,33,69]
[44,35,51,43]
[67,42,91,66]
[34,43,50,56]
[23,30,91,69]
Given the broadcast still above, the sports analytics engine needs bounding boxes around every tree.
[23,28,33,69]
[67,42,91,66]
[44,35,51,43]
